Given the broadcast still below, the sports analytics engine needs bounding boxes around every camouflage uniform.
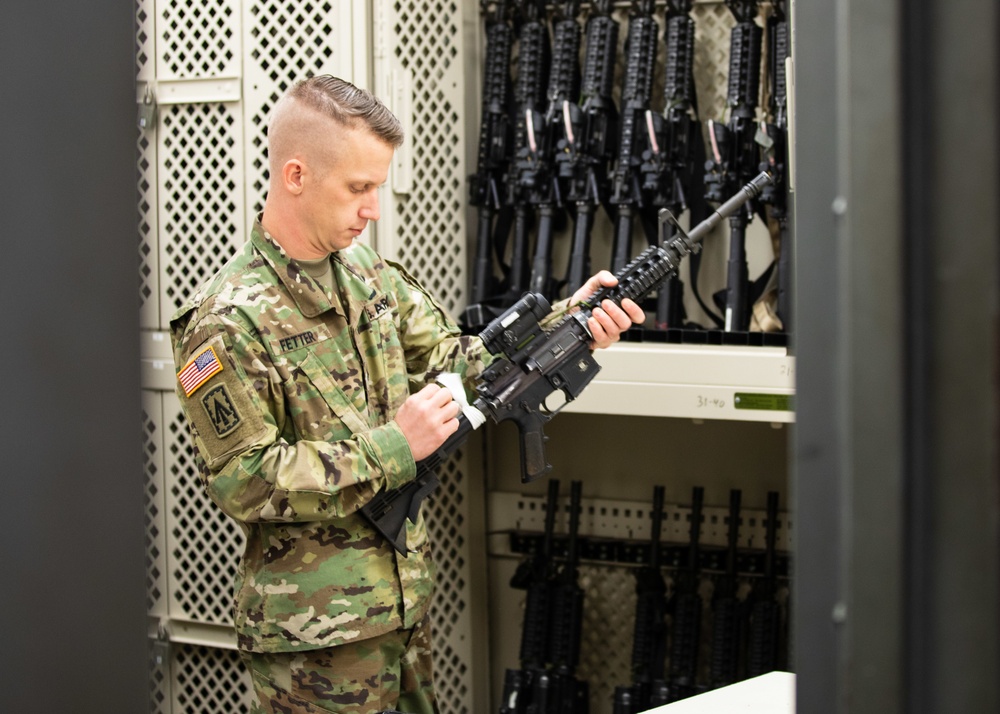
[170,218,492,709]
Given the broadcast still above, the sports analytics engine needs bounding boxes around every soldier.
[170,75,644,714]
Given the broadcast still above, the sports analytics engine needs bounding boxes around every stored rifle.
[360,173,772,555]
[500,479,561,714]
[556,0,619,295]
[639,0,706,331]
[463,0,517,333]
[614,485,669,714]
[526,0,582,301]
[747,490,782,677]
[704,0,764,332]
[667,486,704,702]
[759,0,791,331]
[547,480,589,714]
[502,0,551,307]
[709,489,745,688]
[609,0,660,274]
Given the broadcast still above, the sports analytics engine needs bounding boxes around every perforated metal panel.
[173,643,254,713]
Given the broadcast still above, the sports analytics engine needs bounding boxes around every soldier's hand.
[571,270,646,349]
[395,383,462,461]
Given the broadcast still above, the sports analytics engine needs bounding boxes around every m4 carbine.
[362,172,774,555]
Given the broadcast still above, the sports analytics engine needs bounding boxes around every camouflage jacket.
[169,219,492,653]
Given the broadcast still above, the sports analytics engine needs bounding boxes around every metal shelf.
[562,342,795,422]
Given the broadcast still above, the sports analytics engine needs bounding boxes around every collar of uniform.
[249,218,386,321]
[250,219,339,318]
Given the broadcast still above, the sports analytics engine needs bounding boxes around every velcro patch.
[201,384,242,437]
[177,345,224,396]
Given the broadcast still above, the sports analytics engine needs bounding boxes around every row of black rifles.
[500,480,789,714]
[463,0,791,345]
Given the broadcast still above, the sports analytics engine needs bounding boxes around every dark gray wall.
[0,2,147,711]
[793,0,1000,712]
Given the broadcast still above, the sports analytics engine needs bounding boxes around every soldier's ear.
[280,158,305,195]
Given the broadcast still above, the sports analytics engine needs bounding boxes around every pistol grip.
[518,417,551,483]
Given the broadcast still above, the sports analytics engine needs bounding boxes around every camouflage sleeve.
[384,259,496,397]
[172,313,415,525]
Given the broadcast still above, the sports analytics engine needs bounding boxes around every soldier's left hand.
[571,270,646,350]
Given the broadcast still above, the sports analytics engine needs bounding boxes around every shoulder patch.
[177,346,224,396]
[200,384,242,437]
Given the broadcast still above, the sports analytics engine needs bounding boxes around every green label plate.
[733,392,794,412]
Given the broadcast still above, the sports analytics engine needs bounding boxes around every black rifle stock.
[464,0,517,333]
[609,0,660,274]
[667,486,704,702]
[360,174,772,554]
[614,485,669,714]
[558,0,619,295]
[747,490,782,677]
[704,0,763,332]
[709,489,745,688]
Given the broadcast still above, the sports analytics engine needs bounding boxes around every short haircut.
[281,75,404,148]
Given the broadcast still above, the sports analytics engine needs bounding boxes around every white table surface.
[647,672,796,713]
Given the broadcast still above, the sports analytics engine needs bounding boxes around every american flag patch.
[177,346,224,397]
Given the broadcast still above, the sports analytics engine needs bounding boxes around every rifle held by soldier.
[361,173,773,553]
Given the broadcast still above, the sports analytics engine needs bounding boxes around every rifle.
[501,0,551,307]
[639,0,706,331]
[759,0,792,331]
[614,485,669,714]
[709,489,745,688]
[500,478,561,714]
[526,0,582,302]
[556,0,619,295]
[360,173,773,554]
[667,486,704,702]
[547,480,589,714]
[747,490,782,677]
[609,0,660,275]
[463,0,517,333]
[704,0,764,332]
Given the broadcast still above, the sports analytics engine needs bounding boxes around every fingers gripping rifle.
[361,174,772,555]
[557,0,619,295]
[463,0,517,333]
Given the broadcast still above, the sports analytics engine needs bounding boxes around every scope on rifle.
[479,292,552,357]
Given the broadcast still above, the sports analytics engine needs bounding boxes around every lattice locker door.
[372,2,489,713]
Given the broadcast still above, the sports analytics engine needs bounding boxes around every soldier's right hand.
[394,383,461,461]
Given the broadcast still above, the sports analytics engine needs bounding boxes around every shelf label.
[734,392,794,412]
